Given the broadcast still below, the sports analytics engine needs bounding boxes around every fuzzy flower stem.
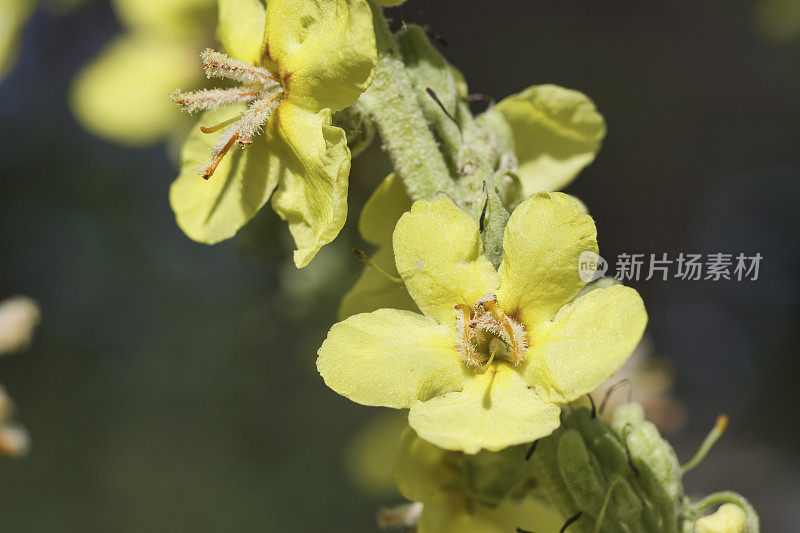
[358,3,456,200]
[682,414,729,474]
[200,132,240,179]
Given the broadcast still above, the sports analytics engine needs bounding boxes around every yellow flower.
[169,0,377,266]
[0,0,34,81]
[338,173,417,319]
[70,0,215,145]
[318,193,647,453]
[0,296,39,458]
[391,427,565,533]
[339,171,591,321]
[344,410,407,498]
[695,504,747,533]
[496,85,606,196]
[756,0,800,44]
[0,385,28,458]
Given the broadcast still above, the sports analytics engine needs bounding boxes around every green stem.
[359,3,455,200]
[681,414,728,474]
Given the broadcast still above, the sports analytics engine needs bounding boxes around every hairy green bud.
[527,405,759,532]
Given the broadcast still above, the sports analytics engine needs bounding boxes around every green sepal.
[557,430,607,518]
[613,403,683,502]
[605,476,644,526]
[475,106,517,166]
[527,426,579,519]
[529,406,684,532]
[473,188,509,268]
[332,103,376,157]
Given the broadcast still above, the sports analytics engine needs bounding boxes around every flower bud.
[695,504,747,533]
[0,296,40,355]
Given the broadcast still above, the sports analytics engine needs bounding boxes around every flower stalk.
[358,3,456,201]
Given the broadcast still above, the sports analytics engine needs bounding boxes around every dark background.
[1,0,798,530]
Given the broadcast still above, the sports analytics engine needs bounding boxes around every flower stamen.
[170,87,262,114]
[172,49,287,180]
[455,303,473,337]
[200,48,280,86]
[453,293,529,367]
[482,300,525,363]
[199,132,240,180]
[233,92,282,146]
[200,114,244,134]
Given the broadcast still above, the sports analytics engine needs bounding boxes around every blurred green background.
[1,0,799,530]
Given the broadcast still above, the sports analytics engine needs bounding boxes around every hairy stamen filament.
[170,87,262,114]
[193,91,283,178]
[483,300,523,358]
[200,49,280,86]
[199,132,239,180]
[233,92,282,146]
[175,49,287,180]
[455,303,473,338]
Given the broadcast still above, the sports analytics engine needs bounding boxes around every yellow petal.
[497,192,597,326]
[524,284,647,403]
[757,0,800,44]
[695,504,747,533]
[317,309,468,409]
[0,0,32,81]
[408,364,560,454]
[497,84,606,196]
[269,100,351,267]
[217,0,266,63]
[337,246,418,319]
[393,198,498,325]
[112,0,215,37]
[359,173,411,246]
[0,296,40,355]
[338,173,415,319]
[264,0,376,112]
[344,411,407,497]
[418,494,565,533]
[169,105,280,244]
[70,34,198,146]
[392,426,449,504]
